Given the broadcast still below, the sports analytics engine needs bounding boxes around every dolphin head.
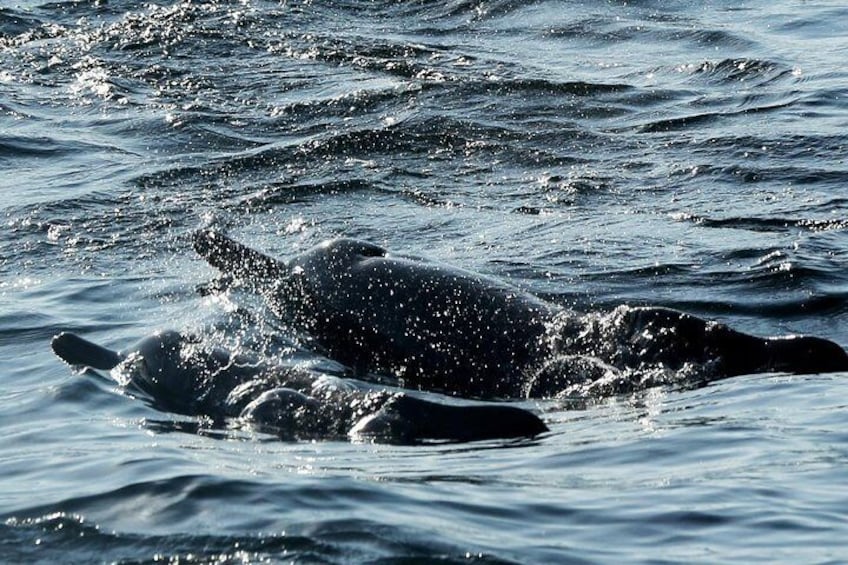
[125,331,187,380]
[193,228,288,286]
[52,330,207,413]
[118,331,200,408]
[118,331,259,415]
[290,238,388,283]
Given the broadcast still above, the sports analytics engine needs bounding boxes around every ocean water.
[2,0,848,562]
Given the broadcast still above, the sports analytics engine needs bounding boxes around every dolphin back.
[51,332,122,370]
[193,229,287,282]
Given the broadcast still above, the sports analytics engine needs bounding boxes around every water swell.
[1,474,524,563]
[0,9,43,38]
[678,214,848,234]
[633,97,797,134]
[1,512,327,565]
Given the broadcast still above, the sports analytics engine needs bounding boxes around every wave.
[674,213,848,234]
[2,510,515,564]
[0,512,327,565]
[634,99,795,134]
[685,58,793,86]
[0,8,43,38]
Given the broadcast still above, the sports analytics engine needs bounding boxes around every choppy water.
[2,0,848,562]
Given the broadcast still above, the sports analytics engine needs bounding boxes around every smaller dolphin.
[51,331,548,443]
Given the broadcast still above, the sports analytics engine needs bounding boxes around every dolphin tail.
[51,332,123,370]
[193,228,287,283]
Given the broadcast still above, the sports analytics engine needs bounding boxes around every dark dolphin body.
[51,331,547,443]
[193,229,848,398]
[195,230,557,398]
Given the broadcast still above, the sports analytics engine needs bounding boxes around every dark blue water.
[3,0,848,562]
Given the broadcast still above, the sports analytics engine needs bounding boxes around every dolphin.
[192,228,848,398]
[51,331,548,443]
[194,230,558,398]
[51,330,259,415]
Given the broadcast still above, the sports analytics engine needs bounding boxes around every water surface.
[2,0,847,562]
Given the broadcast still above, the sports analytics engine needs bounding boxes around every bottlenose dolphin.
[195,230,557,397]
[193,229,848,398]
[51,331,548,443]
